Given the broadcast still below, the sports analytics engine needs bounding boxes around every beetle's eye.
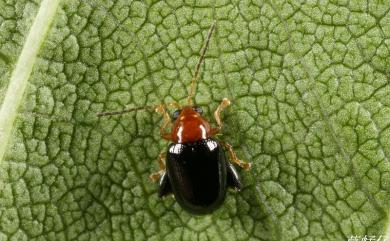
[193,106,203,115]
[173,109,181,120]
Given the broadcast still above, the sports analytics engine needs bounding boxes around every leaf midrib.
[0,0,61,163]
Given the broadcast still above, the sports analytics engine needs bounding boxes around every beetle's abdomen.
[166,138,227,214]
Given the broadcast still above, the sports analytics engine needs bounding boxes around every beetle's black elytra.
[159,138,241,214]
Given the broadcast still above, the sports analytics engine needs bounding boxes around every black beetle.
[98,22,251,215]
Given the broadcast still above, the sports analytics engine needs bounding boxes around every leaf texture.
[0,1,389,241]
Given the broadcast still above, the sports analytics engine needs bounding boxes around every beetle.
[98,22,251,215]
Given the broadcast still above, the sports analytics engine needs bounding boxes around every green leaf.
[0,0,389,240]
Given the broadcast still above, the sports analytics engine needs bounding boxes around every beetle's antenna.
[97,106,154,117]
[97,102,181,117]
[187,22,216,106]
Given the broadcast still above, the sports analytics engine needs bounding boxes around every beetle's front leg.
[149,152,166,182]
[212,98,251,170]
[220,141,251,170]
[155,104,173,141]
[214,98,231,129]
[210,98,231,135]
[155,102,181,140]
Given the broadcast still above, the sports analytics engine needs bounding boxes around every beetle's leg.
[210,98,231,135]
[226,163,242,191]
[220,141,251,170]
[149,152,167,182]
[214,98,231,129]
[155,104,173,141]
[158,172,172,198]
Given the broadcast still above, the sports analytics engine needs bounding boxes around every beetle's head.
[172,106,203,121]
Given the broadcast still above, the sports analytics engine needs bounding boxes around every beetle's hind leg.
[150,152,172,197]
[149,152,167,182]
[220,141,251,170]
[158,172,172,198]
[226,163,242,191]
[151,103,177,196]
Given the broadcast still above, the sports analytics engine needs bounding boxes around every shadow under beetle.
[98,22,251,215]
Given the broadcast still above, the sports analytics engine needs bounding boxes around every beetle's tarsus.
[155,103,181,141]
[155,104,171,139]
[214,98,231,130]
[149,152,167,182]
[149,171,163,182]
[220,141,251,171]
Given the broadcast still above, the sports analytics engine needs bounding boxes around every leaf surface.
[0,1,389,241]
